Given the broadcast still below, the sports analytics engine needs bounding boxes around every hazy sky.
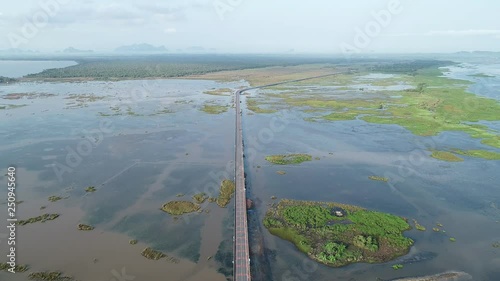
[1,0,499,53]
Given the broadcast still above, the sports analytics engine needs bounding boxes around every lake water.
[0,61,499,281]
[0,78,245,281]
[0,60,77,78]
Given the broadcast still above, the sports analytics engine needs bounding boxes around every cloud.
[164,27,177,34]
[426,29,500,36]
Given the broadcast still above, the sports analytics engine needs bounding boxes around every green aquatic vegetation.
[265,154,312,165]
[247,98,278,113]
[368,176,389,182]
[433,227,440,232]
[449,237,456,242]
[161,201,201,215]
[276,170,287,175]
[413,219,426,231]
[492,242,500,248]
[0,104,27,110]
[352,235,378,252]
[451,149,500,160]
[48,196,63,202]
[469,73,495,78]
[140,248,180,263]
[18,214,60,225]
[204,88,232,96]
[78,224,94,231]
[264,199,413,267]
[85,186,96,192]
[392,264,404,270]
[192,192,208,204]
[216,180,236,207]
[176,193,184,197]
[28,271,73,281]
[481,136,500,148]
[430,151,464,162]
[201,104,229,114]
[141,247,166,260]
[252,65,500,154]
[0,263,28,272]
[129,239,138,245]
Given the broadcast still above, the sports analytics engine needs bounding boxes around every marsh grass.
[161,201,201,215]
[265,154,312,165]
[18,214,60,225]
[216,180,236,207]
[430,151,464,162]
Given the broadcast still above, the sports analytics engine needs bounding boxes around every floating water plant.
[18,214,60,225]
[265,154,312,165]
[368,176,389,182]
[161,201,201,215]
[77,224,94,231]
[216,180,236,207]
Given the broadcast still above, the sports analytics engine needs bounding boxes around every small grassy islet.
[18,214,60,225]
[265,154,312,165]
[264,199,413,267]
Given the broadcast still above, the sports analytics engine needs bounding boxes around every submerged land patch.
[265,154,312,165]
[264,199,413,267]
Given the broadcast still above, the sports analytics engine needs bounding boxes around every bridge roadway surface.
[233,72,344,281]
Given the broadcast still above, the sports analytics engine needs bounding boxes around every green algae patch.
[85,186,96,192]
[449,237,456,242]
[48,196,63,202]
[18,214,60,225]
[369,176,389,182]
[161,201,201,215]
[78,224,94,231]
[430,151,464,162]
[28,271,73,281]
[392,264,404,270]
[141,247,166,260]
[193,192,208,204]
[130,239,138,245]
[265,154,312,165]
[247,98,278,114]
[141,247,180,263]
[204,88,232,96]
[469,73,495,78]
[201,104,229,114]
[451,149,500,160]
[264,199,413,267]
[216,180,236,208]
[0,263,28,272]
[413,219,426,231]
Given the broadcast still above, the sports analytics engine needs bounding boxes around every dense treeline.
[369,60,454,75]
[24,55,347,79]
[0,76,17,83]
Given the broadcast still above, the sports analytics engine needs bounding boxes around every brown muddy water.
[0,78,244,280]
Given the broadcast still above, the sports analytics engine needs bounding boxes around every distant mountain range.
[62,47,93,53]
[114,43,167,53]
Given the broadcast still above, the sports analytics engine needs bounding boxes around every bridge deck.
[234,89,251,281]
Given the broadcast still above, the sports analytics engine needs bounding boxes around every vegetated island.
[368,176,389,182]
[263,199,413,267]
[265,154,312,165]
